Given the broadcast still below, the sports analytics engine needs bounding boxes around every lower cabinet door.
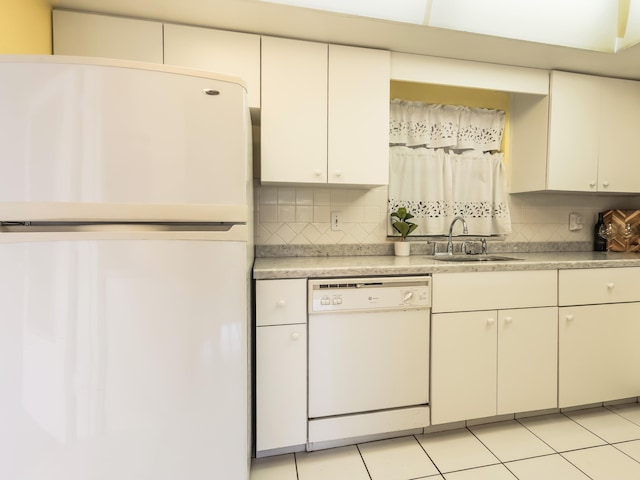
[256,324,307,452]
[559,303,640,408]
[497,307,558,414]
[431,311,497,425]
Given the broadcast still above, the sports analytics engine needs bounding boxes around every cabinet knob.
[602,181,610,188]
[566,314,574,321]
[504,316,513,323]
[487,317,496,325]
[314,169,322,177]
[589,181,596,188]
[334,170,342,177]
[291,332,300,341]
[277,299,286,307]
[607,282,615,289]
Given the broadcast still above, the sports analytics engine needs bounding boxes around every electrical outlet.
[331,211,343,231]
[569,212,584,231]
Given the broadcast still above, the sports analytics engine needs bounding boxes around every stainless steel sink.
[433,255,522,262]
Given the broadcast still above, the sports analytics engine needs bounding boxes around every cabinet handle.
[314,169,322,177]
[277,299,286,307]
[291,332,300,341]
[566,314,574,321]
[504,316,513,323]
[487,317,496,325]
[334,170,342,177]
[607,282,615,289]
[589,181,596,188]
[602,181,610,188]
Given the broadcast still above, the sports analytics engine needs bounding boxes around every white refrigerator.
[0,56,253,480]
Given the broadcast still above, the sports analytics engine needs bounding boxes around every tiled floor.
[251,404,640,480]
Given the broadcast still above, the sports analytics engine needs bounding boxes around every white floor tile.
[358,436,440,480]
[295,446,370,480]
[443,464,517,480]
[505,454,591,480]
[608,402,640,426]
[614,439,640,462]
[417,428,498,473]
[250,454,298,480]
[565,407,640,443]
[518,413,606,452]
[469,420,554,462]
[562,445,640,480]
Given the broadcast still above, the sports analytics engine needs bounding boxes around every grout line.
[354,444,373,480]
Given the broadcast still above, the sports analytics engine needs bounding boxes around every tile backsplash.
[254,183,640,247]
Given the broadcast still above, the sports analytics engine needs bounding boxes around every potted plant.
[390,207,418,256]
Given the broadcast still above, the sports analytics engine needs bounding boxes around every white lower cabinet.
[255,279,307,453]
[431,306,557,425]
[256,324,307,452]
[559,303,640,408]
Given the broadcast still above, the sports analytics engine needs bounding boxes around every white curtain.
[388,147,511,236]
[389,99,505,151]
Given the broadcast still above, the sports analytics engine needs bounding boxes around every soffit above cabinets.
[50,0,640,80]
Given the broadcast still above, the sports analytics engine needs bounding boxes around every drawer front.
[432,270,557,313]
[256,278,307,326]
[559,267,640,306]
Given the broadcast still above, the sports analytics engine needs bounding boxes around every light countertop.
[253,251,640,279]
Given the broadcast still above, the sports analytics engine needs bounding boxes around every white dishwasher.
[307,276,431,446]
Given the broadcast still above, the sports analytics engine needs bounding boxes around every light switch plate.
[569,212,584,231]
[331,211,343,231]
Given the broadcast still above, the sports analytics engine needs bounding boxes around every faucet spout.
[446,216,468,255]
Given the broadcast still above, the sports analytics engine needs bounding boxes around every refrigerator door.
[0,56,251,222]
[0,231,249,480]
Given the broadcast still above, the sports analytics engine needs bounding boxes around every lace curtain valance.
[388,99,511,237]
[389,99,505,152]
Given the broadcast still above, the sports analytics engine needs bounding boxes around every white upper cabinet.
[163,24,261,109]
[547,71,601,192]
[512,70,640,193]
[261,36,390,185]
[52,10,163,63]
[261,37,328,184]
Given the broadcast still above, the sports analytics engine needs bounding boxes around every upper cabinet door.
[163,24,261,109]
[598,77,640,193]
[261,36,329,184]
[52,10,163,63]
[547,71,601,192]
[328,45,390,186]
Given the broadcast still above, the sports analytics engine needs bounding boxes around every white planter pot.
[394,241,411,257]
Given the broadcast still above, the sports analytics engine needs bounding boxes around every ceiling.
[49,0,640,80]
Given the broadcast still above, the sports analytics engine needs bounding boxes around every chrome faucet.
[446,216,468,255]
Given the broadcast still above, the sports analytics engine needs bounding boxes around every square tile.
[417,429,498,473]
[358,436,439,480]
[518,413,605,452]
[565,407,640,443]
[562,445,640,480]
[250,454,297,480]
[295,446,370,480]
[443,464,517,480]
[505,454,591,480]
[469,420,554,462]
[608,402,640,426]
[614,439,640,462]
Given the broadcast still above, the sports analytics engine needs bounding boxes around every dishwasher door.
[308,277,430,420]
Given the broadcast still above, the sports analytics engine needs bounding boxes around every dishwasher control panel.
[308,276,431,313]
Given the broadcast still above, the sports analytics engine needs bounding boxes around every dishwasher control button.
[332,296,342,305]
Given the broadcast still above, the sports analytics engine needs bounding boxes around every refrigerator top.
[0,54,248,92]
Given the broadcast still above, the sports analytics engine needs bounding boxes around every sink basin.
[434,255,522,262]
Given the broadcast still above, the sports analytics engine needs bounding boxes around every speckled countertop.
[253,251,640,279]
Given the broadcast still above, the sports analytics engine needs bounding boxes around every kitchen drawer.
[256,278,307,326]
[432,270,557,313]
[559,267,640,306]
